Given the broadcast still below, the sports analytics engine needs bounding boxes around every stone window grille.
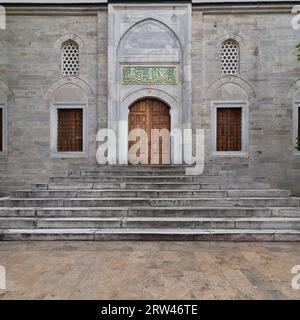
[62,41,79,76]
[221,40,239,75]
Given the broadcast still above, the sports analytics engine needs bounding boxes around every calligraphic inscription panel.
[122,66,178,85]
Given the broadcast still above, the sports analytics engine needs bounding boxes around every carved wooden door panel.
[128,99,170,164]
[150,99,171,164]
[57,108,83,152]
[128,99,149,162]
[217,107,242,152]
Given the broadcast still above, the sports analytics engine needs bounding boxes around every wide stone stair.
[0,165,300,241]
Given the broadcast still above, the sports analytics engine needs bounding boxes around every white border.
[211,101,249,157]
[50,102,88,158]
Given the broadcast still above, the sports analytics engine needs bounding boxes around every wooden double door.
[128,98,171,164]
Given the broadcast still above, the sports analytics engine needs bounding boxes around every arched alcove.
[45,76,95,104]
[206,76,254,157]
[206,75,255,101]
[53,83,88,104]
[211,82,248,101]
[118,18,182,62]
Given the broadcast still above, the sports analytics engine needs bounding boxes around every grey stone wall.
[0,4,299,195]
[192,9,300,194]
[0,10,102,192]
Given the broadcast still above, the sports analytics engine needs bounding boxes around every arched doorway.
[128,98,171,164]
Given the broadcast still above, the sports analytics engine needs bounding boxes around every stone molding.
[4,4,295,15]
[45,76,95,105]
[122,88,177,110]
[217,33,246,49]
[54,33,84,50]
[288,78,300,100]
[205,75,256,101]
[0,78,14,102]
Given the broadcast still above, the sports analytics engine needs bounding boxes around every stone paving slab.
[0,241,300,299]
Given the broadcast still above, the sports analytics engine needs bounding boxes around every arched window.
[62,40,79,76]
[221,40,239,75]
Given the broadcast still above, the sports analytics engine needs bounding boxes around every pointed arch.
[205,75,256,101]
[55,33,84,50]
[117,18,183,54]
[122,88,177,110]
[217,33,245,48]
[45,76,95,105]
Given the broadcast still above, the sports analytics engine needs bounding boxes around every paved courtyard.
[0,241,299,299]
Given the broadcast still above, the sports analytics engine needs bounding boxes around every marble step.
[67,166,226,174]
[12,190,229,198]
[11,189,290,199]
[0,206,277,218]
[44,181,271,191]
[121,217,300,230]
[72,165,190,171]
[1,228,300,241]
[76,169,238,177]
[1,217,300,230]
[1,206,299,218]
[49,175,260,184]
[0,197,300,207]
[1,197,299,207]
[46,182,222,191]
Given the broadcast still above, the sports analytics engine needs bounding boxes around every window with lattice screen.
[62,41,79,76]
[217,107,242,152]
[221,40,239,75]
[57,109,83,152]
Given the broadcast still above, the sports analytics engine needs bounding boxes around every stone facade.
[0,1,300,194]
[108,4,192,164]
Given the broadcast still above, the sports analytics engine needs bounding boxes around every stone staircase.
[0,165,300,241]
